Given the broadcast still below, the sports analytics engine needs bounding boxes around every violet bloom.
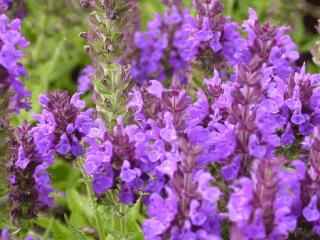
[193,0,246,71]
[0,0,11,13]
[84,118,114,196]
[77,65,93,94]
[0,13,30,112]
[132,0,246,84]
[32,91,95,159]
[300,127,320,235]
[227,157,304,239]
[130,78,192,135]
[281,66,320,138]
[9,121,54,223]
[242,9,299,80]
[206,63,283,179]
[197,9,301,177]
[132,6,199,84]
[84,117,152,204]
[1,229,8,240]
[143,138,221,239]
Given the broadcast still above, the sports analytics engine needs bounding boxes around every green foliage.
[13,0,90,124]
[94,64,131,127]
[82,0,136,127]
[64,214,91,240]
[36,216,74,240]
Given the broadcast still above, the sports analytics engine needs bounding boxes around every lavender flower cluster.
[3,0,320,239]
[33,91,95,159]
[88,1,320,238]
[0,10,29,113]
[71,0,320,238]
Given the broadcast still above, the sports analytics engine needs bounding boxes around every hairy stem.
[78,159,106,240]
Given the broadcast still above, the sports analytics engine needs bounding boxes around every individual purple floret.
[0,13,30,112]
[9,121,54,223]
[227,157,304,239]
[1,229,9,240]
[32,91,95,159]
[77,65,93,94]
[143,138,222,239]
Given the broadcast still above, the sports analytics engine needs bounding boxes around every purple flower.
[0,14,30,112]
[281,123,295,145]
[84,117,154,203]
[248,134,266,158]
[242,8,298,80]
[227,157,303,239]
[1,229,8,240]
[160,112,177,143]
[9,121,54,222]
[143,138,221,239]
[33,91,95,159]
[185,90,209,129]
[193,0,246,72]
[299,127,320,234]
[143,187,178,239]
[120,160,141,183]
[132,6,199,84]
[203,124,237,164]
[15,146,30,169]
[221,156,241,181]
[77,65,93,94]
[209,39,287,176]
[282,66,320,137]
[1,229,34,240]
[92,163,114,196]
[303,196,320,222]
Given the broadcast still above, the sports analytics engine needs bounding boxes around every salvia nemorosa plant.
[3,0,320,239]
[143,136,222,239]
[0,3,30,231]
[192,0,244,78]
[227,156,304,239]
[9,121,54,225]
[0,6,29,166]
[32,90,95,159]
[84,117,146,204]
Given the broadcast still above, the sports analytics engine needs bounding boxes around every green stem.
[226,0,235,16]
[78,159,106,240]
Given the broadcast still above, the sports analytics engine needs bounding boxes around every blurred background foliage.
[5,0,320,239]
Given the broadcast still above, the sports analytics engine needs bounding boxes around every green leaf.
[64,215,90,240]
[66,188,95,227]
[36,216,74,240]
[50,159,82,191]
